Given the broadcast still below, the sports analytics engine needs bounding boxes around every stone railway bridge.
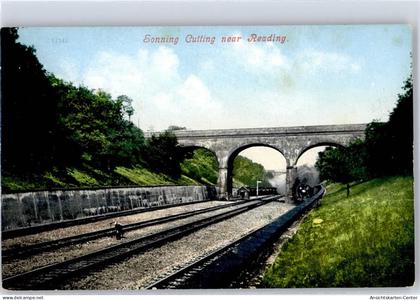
[148,124,367,199]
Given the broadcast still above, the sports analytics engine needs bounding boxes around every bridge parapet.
[146,124,367,139]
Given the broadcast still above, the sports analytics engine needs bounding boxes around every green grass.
[2,149,215,191]
[232,155,272,187]
[114,166,175,185]
[2,148,273,191]
[2,165,201,191]
[115,167,204,186]
[262,177,414,288]
[67,168,99,186]
[176,174,201,185]
[181,148,219,185]
[0,175,41,191]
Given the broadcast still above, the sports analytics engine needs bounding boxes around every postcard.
[1,25,414,291]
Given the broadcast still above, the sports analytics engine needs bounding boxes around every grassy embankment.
[262,176,414,287]
[2,149,270,192]
[2,150,213,191]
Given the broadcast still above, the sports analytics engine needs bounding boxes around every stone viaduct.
[149,124,367,198]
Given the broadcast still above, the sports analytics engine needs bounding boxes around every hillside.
[180,148,219,185]
[2,149,272,192]
[232,156,272,188]
[262,176,414,287]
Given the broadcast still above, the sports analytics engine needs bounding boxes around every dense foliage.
[2,28,141,174]
[49,76,145,170]
[181,148,219,185]
[180,149,274,187]
[1,28,58,173]
[365,75,413,177]
[1,28,187,191]
[141,131,191,179]
[316,75,413,187]
[1,28,271,192]
[232,156,272,187]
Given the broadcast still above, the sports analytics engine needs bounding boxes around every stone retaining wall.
[1,185,217,230]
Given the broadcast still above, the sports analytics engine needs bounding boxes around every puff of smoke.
[268,174,286,195]
[266,165,319,196]
[296,164,320,186]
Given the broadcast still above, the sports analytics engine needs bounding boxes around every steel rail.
[3,196,279,290]
[2,199,251,261]
[146,188,324,289]
[2,199,218,240]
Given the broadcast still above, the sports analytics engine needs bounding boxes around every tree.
[117,95,134,121]
[316,147,353,196]
[386,75,413,176]
[1,28,145,180]
[363,121,390,177]
[363,75,413,177]
[142,131,189,179]
[51,80,145,170]
[101,120,145,170]
[315,73,413,190]
[232,156,272,188]
[1,28,59,173]
[315,142,367,197]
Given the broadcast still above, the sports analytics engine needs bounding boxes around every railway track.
[2,199,214,240]
[146,186,325,289]
[3,196,279,290]
[3,199,251,261]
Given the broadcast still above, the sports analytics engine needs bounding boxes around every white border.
[0,1,419,299]
[0,0,419,26]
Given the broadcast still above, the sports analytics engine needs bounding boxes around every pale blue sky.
[18,25,412,134]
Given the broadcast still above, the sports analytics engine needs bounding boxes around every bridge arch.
[226,143,286,161]
[294,141,345,166]
[226,144,287,197]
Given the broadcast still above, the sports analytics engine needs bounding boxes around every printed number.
[51,38,68,44]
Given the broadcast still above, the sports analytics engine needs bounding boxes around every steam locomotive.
[292,178,315,202]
